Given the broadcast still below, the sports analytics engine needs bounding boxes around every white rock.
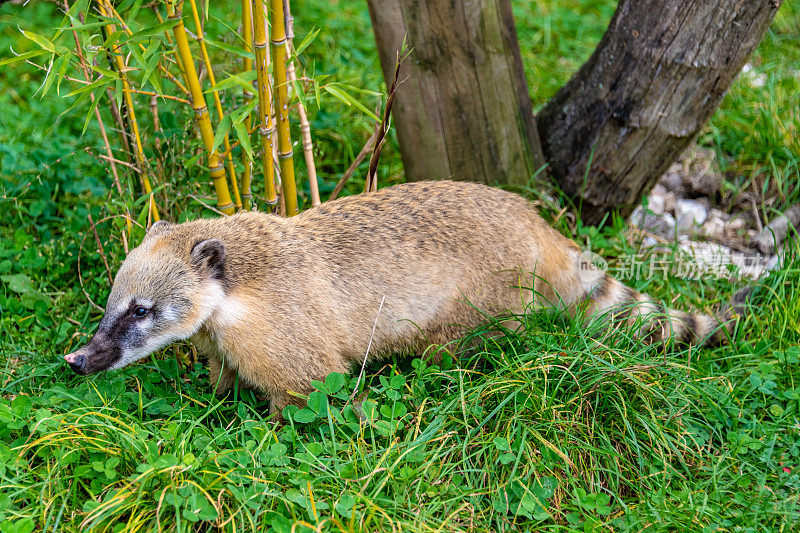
[642,236,658,248]
[675,199,708,232]
[677,240,766,280]
[662,191,676,214]
[677,241,732,279]
[701,215,726,240]
[709,209,729,222]
[647,193,666,215]
[630,207,677,238]
[659,167,685,193]
[725,217,747,233]
[647,185,677,215]
[765,254,781,271]
[730,253,766,279]
[652,184,668,196]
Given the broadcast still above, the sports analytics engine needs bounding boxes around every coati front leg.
[193,330,252,397]
[208,354,240,395]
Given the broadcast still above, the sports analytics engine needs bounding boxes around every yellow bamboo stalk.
[152,8,189,84]
[98,0,159,222]
[283,0,319,207]
[166,0,235,215]
[240,0,254,210]
[270,0,298,216]
[188,0,242,211]
[252,0,277,208]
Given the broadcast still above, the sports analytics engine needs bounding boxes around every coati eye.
[132,306,150,318]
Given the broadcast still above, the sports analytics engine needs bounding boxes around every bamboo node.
[216,201,235,211]
[193,105,209,117]
[270,38,288,46]
[278,150,294,159]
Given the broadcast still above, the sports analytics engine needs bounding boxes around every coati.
[64,181,746,414]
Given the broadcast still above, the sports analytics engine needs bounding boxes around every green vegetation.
[1,0,799,531]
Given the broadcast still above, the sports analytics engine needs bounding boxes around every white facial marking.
[110,333,174,370]
[161,305,179,323]
[114,296,135,317]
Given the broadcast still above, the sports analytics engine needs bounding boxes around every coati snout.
[64,231,228,375]
[64,181,746,415]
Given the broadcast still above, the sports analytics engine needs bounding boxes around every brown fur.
[65,181,742,414]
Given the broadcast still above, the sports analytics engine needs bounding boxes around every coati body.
[65,181,740,414]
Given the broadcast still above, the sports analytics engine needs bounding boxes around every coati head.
[64,221,227,375]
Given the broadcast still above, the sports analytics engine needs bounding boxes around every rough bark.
[537,0,782,225]
[367,0,545,186]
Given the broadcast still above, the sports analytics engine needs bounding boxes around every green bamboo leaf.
[56,52,70,95]
[129,45,146,73]
[313,79,321,109]
[232,121,253,161]
[207,71,257,93]
[203,36,253,60]
[102,29,125,50]
[128,0,145,22]
[230,97,258,120]
[88,64,120,81]
[62,84,93,117]
[61,20,108,33]
[114,78,123,110]
[337,82,382,97]
[212,115,232,157]
[81,92,102,135]
[64,78,108,98]
[21,30,56,53]
[0,49,47,67]
[141,47,162,93]
[65,0,91,19]
[294,28,320,57]
[324,85,379,121]
[128,21,176,42]
[290,77,310,112]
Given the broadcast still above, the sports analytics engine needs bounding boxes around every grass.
[1,0,800,531]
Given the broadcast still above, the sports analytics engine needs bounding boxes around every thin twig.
[78,214,140,312]
[188,194,230,217]
[97,154,141,172]
[329,129,377,201]
[87,214,113,285]
[348,294,386,404]
[365,50,405,193]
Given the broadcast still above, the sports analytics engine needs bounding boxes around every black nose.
[67,354,87,374]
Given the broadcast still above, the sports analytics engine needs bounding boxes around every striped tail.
[581,272,753,347]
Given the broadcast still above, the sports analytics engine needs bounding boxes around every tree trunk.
[537,0,782,225]
[367,0,545,186]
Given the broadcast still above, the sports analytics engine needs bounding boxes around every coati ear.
[147,220,172,235]
[191,239,226,281]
